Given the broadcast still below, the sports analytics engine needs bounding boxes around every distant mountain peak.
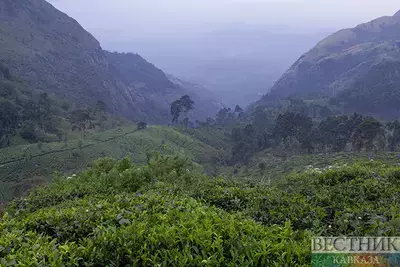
[394,10,400,17]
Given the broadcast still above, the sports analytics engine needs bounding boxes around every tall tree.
[180,95,194,114]
[171,100,183,124]
[170,95,195,124]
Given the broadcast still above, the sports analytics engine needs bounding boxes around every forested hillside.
[256,10,400,119]
[0,0,220,123]
[0,0,144,119]
[230,111,400,163]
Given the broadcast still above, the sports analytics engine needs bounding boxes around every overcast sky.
[48,0,400,40]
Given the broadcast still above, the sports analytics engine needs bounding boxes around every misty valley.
[1,0,400,266]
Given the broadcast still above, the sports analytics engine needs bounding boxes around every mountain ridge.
[0,0,145,119]
[0,0,220,123]
[256,10,400,119]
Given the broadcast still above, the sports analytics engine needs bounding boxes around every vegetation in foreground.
[1,155,400,266]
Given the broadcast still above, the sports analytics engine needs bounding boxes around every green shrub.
[2,157,400,265]
[1,156,310,266]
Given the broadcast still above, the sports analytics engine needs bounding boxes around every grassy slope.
[0,126,231,202]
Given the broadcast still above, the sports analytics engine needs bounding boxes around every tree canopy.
[170,95,194,123]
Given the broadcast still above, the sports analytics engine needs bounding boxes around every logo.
[312,237,400,266]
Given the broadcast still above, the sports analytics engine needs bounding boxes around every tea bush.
[0,156,310,266]
[191,162,400,236]
[1,156,400,266]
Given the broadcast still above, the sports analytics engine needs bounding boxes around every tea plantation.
[1,155,400,266]
[0,125,230,202]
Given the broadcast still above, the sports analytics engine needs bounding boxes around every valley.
[1,0,400,266]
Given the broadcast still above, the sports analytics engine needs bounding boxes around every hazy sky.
[48,0,400,41]
[46,0,400,102]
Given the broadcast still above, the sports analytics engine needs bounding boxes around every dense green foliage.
[0,156,309,266]
[2,155,400,265]
[194,160,400,237]
[230,110,400,163]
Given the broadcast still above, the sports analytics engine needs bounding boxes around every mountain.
[104,52,175,94]
[0,0,148,120]
[104,51,176,123]
[0,0,219,123]
[257,11,400,119]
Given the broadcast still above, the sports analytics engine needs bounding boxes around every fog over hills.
[47,0,400,107]
[112,25,328,106]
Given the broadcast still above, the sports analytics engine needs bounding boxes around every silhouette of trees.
[170,95,194,123]
[228,108,400,163]
[180,95,194,115]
